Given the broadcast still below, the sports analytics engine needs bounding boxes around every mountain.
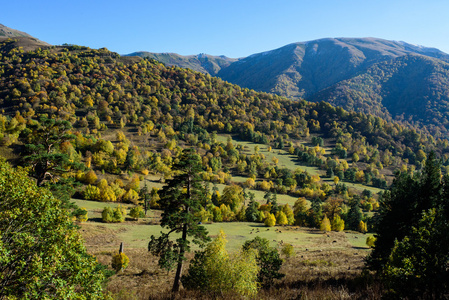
[0,24,50,51]
[128,52,237,75]
[217,38,449,98]
[132,38,449,136]
[0,23,34,38]
[312,53,449,131]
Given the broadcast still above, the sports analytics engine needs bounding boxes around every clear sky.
[2,0,449,58]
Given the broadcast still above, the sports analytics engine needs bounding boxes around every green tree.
[129,206,144,220]
[367,152,442,272]
[139,181,150,215]
[275,211,288,226]
[264,213,276,227]
[220,184,244,211]
[0,160,106,299]
[181,230,259,297]
[245,195,259,222]
[21,116,82,208]
[366,235,376,248]
[242,236,284,286]
[293,197,308,226]
[320,216,331,232]
[331,215,345,232]
[148,149,210,292]
[102,205,126,223]
[281,243,295,258]
[346,196,363,231]
[21,116,80,187]
[281,204,295,225]
[382,208,449,299]
[111,252,130,273]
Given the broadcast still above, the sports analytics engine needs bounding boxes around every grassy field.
[216,134,384,196]
[74,198,375,299]
[75,199,370,252]
[216,134,323,177]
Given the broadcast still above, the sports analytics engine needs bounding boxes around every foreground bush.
[0,160,106,299]
[242,236,284,286]
[182,230,259,297]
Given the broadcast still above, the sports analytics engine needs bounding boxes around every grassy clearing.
[79,220,370,253]
[216,134,384,196]
[217,134,323,177]
[76,197,374,299]
[76,198,370,253]
[211,181,299,206]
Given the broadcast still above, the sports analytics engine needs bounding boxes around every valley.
[0,25,449,299]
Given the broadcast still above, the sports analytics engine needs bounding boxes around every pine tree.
[21,116,82,208]
[22,116,79,187]
[367,151,444,272]
[346,196,363,231]
[148,149,210,292]
[245,197,259,222]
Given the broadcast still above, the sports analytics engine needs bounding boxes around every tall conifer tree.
[148,149,210,292]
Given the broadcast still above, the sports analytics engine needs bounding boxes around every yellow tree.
[320,216,331,232]
[181,230,259,297]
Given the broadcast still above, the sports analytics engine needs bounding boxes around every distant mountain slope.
[0,23,33,38]
[217,38,449,99]
[128,52,237,75]
[0,24,50,51]
[313,54,449,129]
[132,38,449,135]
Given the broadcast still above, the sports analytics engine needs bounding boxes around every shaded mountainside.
[134,38,449,136]
[218,38,449,98]
[313,54,449,134]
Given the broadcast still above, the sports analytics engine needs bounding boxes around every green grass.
[346,232,370,249]
[76,198,370,254]
[72,199,132,211]
[217,134,386,196]
[216,134,323,177]
[81,219,371,253]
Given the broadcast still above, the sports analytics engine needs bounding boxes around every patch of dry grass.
[79,219,380,299]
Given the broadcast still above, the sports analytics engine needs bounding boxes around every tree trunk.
[172,223,188,292]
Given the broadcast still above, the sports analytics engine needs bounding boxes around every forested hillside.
[1,37,449,189]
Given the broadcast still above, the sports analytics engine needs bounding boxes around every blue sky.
[2,0,449,57]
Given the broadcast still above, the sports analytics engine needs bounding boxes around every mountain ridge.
[129,37,449,135]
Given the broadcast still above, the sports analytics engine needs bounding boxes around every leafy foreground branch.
[0,159,107,299]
